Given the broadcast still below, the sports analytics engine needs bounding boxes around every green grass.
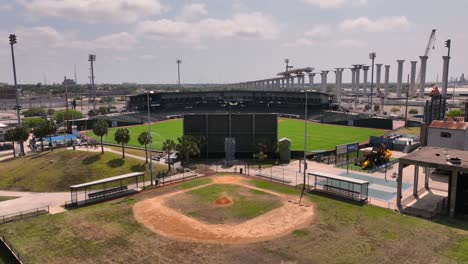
[174,184,282,224]
[1,176,467,263]
[88,119,182,150]
[278,118,385,151]
[88,118,386,151]
[177,178,212,189]
[0,196,17,202]
[0,149,167,192]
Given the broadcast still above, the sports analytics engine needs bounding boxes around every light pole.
[9,34,24,156]
[369,52,376,112]
[444,39,451,99]
[176,59,182,89]
[300,88,308,204]
[88,54,96,110]
[147,90,154,187]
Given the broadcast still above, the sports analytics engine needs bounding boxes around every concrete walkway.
[0,190,69,215]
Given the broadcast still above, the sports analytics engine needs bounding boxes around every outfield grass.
[278,118,385,151]
[0,176,466,263]
[0,176,467,263]
[0,149,167,192]
[88,119,182,150]
[88,118,386,151]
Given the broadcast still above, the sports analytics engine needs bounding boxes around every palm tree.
[138,131,151,163]
[93,119,108,154]
[162,139,176,170]
[253,151,268,170]
[14,127,29,156]
[114,128,130,159]
[4,129,16,158]
[175,136,200,165]
[278,140,290,162]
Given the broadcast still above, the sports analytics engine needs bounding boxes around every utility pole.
[64,76,71,133]
[9,34,24,156]
[176,59,182,88]
[300,88,308,205]
[147,90,154,187]
[74,64,77,84]
[405,74,409,128]
[88,54,96,110]
[369,52,376,112]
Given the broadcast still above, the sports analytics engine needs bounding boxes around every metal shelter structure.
[309,171,369,202]
[68,172,145,207]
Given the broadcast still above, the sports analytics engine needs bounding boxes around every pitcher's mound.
[214,196,233,206]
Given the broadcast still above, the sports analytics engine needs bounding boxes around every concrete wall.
[427,128,468,150]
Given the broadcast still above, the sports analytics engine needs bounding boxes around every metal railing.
[0,206,49,224]
[0,233,27,263]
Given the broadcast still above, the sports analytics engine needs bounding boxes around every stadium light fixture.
[369,52,376,112]
[176,59,182,88]
[9,34,24,156]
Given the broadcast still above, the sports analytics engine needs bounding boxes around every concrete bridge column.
[419,56,428,98]
[396,60,405,98]
[410,61,417,97]
[384,65,390,99]
[375,64,383,96]
[308,73,315,89]
[363,66,369,96]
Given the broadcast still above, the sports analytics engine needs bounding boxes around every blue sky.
[0,0,466,85]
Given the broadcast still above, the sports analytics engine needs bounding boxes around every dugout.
[309,171,369,202]
[68,172,145,207]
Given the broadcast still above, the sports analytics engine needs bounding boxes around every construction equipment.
[359,144,392,170]
[413,29,437,97]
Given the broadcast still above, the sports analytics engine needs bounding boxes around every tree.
[253,151,268,170]
[175,136,200,165]
[390,107,400,114]
[278,140,290,163]
[22,107,46,117]
[14,127,29,156]
[162,139,176,170]
[4,129,16,158]
[114,128,130,159]
[409,108,419,115]
[32,121,55,151]
[88,109,97,117]
[97,106,110,115]
[138,131,151,163]
[446,109,464,117]
[53,109,83,123]
[373,104,380,112]
[22,117,47,130]
[93,120,108,154]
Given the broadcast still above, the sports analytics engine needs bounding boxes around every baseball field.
[88,118,385,151]
[0,175,467,263]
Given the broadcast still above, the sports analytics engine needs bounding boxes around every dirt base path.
[133,175,314,244]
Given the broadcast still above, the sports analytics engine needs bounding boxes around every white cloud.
[302,0,346,9]
[283,38,316,47]
[336,38,365,47]
[178,3,208,21]
[14,26,137,50]
[18,0,163,24]
[0,4,13,11]
[136,12,278,42]
[340,16,410,32]
[304,24,332,38]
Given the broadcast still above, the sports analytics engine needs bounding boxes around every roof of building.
[308,171,369,185]
[70,172,145,189]
[399,147,468,173]
[429,120,468,131]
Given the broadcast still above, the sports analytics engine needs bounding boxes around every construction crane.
[414,29,436,97]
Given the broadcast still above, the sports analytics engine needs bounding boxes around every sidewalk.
[0,190,69,215]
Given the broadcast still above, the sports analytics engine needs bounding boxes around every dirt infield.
[133,176,315,244]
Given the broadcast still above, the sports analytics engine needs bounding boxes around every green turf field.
[88,118,385,151]
[278,118,384,151]
[88,119,182,150]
